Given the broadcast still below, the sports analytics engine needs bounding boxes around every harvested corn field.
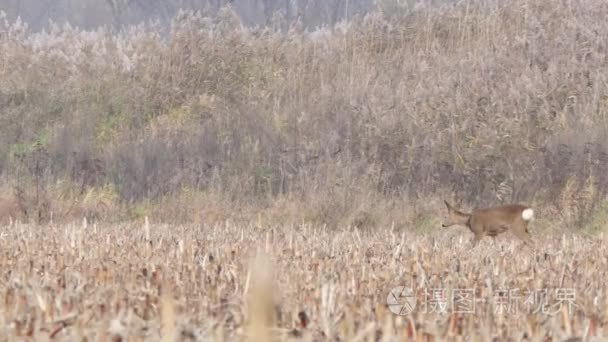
[0,221,606,341]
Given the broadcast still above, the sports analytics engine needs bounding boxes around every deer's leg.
[490,235,499,249]
[523,234,535,250]
[471,234,482,248]
[513,226,535,250]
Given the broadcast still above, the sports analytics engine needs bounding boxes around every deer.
[441,200,535,249]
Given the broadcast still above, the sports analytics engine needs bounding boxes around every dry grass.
[2,0,608,226]
[0,219,606,341]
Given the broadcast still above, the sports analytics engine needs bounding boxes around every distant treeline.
[0,0,384,31]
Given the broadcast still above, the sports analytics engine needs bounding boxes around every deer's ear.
[444,200,452,210]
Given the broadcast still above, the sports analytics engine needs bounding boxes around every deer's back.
[470,204,529,227]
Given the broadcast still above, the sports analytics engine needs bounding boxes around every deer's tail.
[522,208,534,221]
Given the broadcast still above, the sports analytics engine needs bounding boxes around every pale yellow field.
[0,221,606,341]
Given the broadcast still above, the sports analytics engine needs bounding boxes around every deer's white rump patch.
[522,208,534,221]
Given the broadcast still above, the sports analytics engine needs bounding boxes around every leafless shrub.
[1,1,608,226]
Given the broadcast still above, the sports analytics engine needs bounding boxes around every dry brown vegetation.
[0,220,607,341]
[1,0,608,230]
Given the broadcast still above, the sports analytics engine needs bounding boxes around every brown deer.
[441,200,535,249]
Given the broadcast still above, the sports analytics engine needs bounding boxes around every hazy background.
[0,0,438,31]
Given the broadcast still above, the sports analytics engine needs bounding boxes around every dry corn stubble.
[0,221,606,341]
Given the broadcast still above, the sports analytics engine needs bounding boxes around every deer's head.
[441,200,470,228]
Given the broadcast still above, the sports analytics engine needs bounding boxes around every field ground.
[0,220,606,341]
